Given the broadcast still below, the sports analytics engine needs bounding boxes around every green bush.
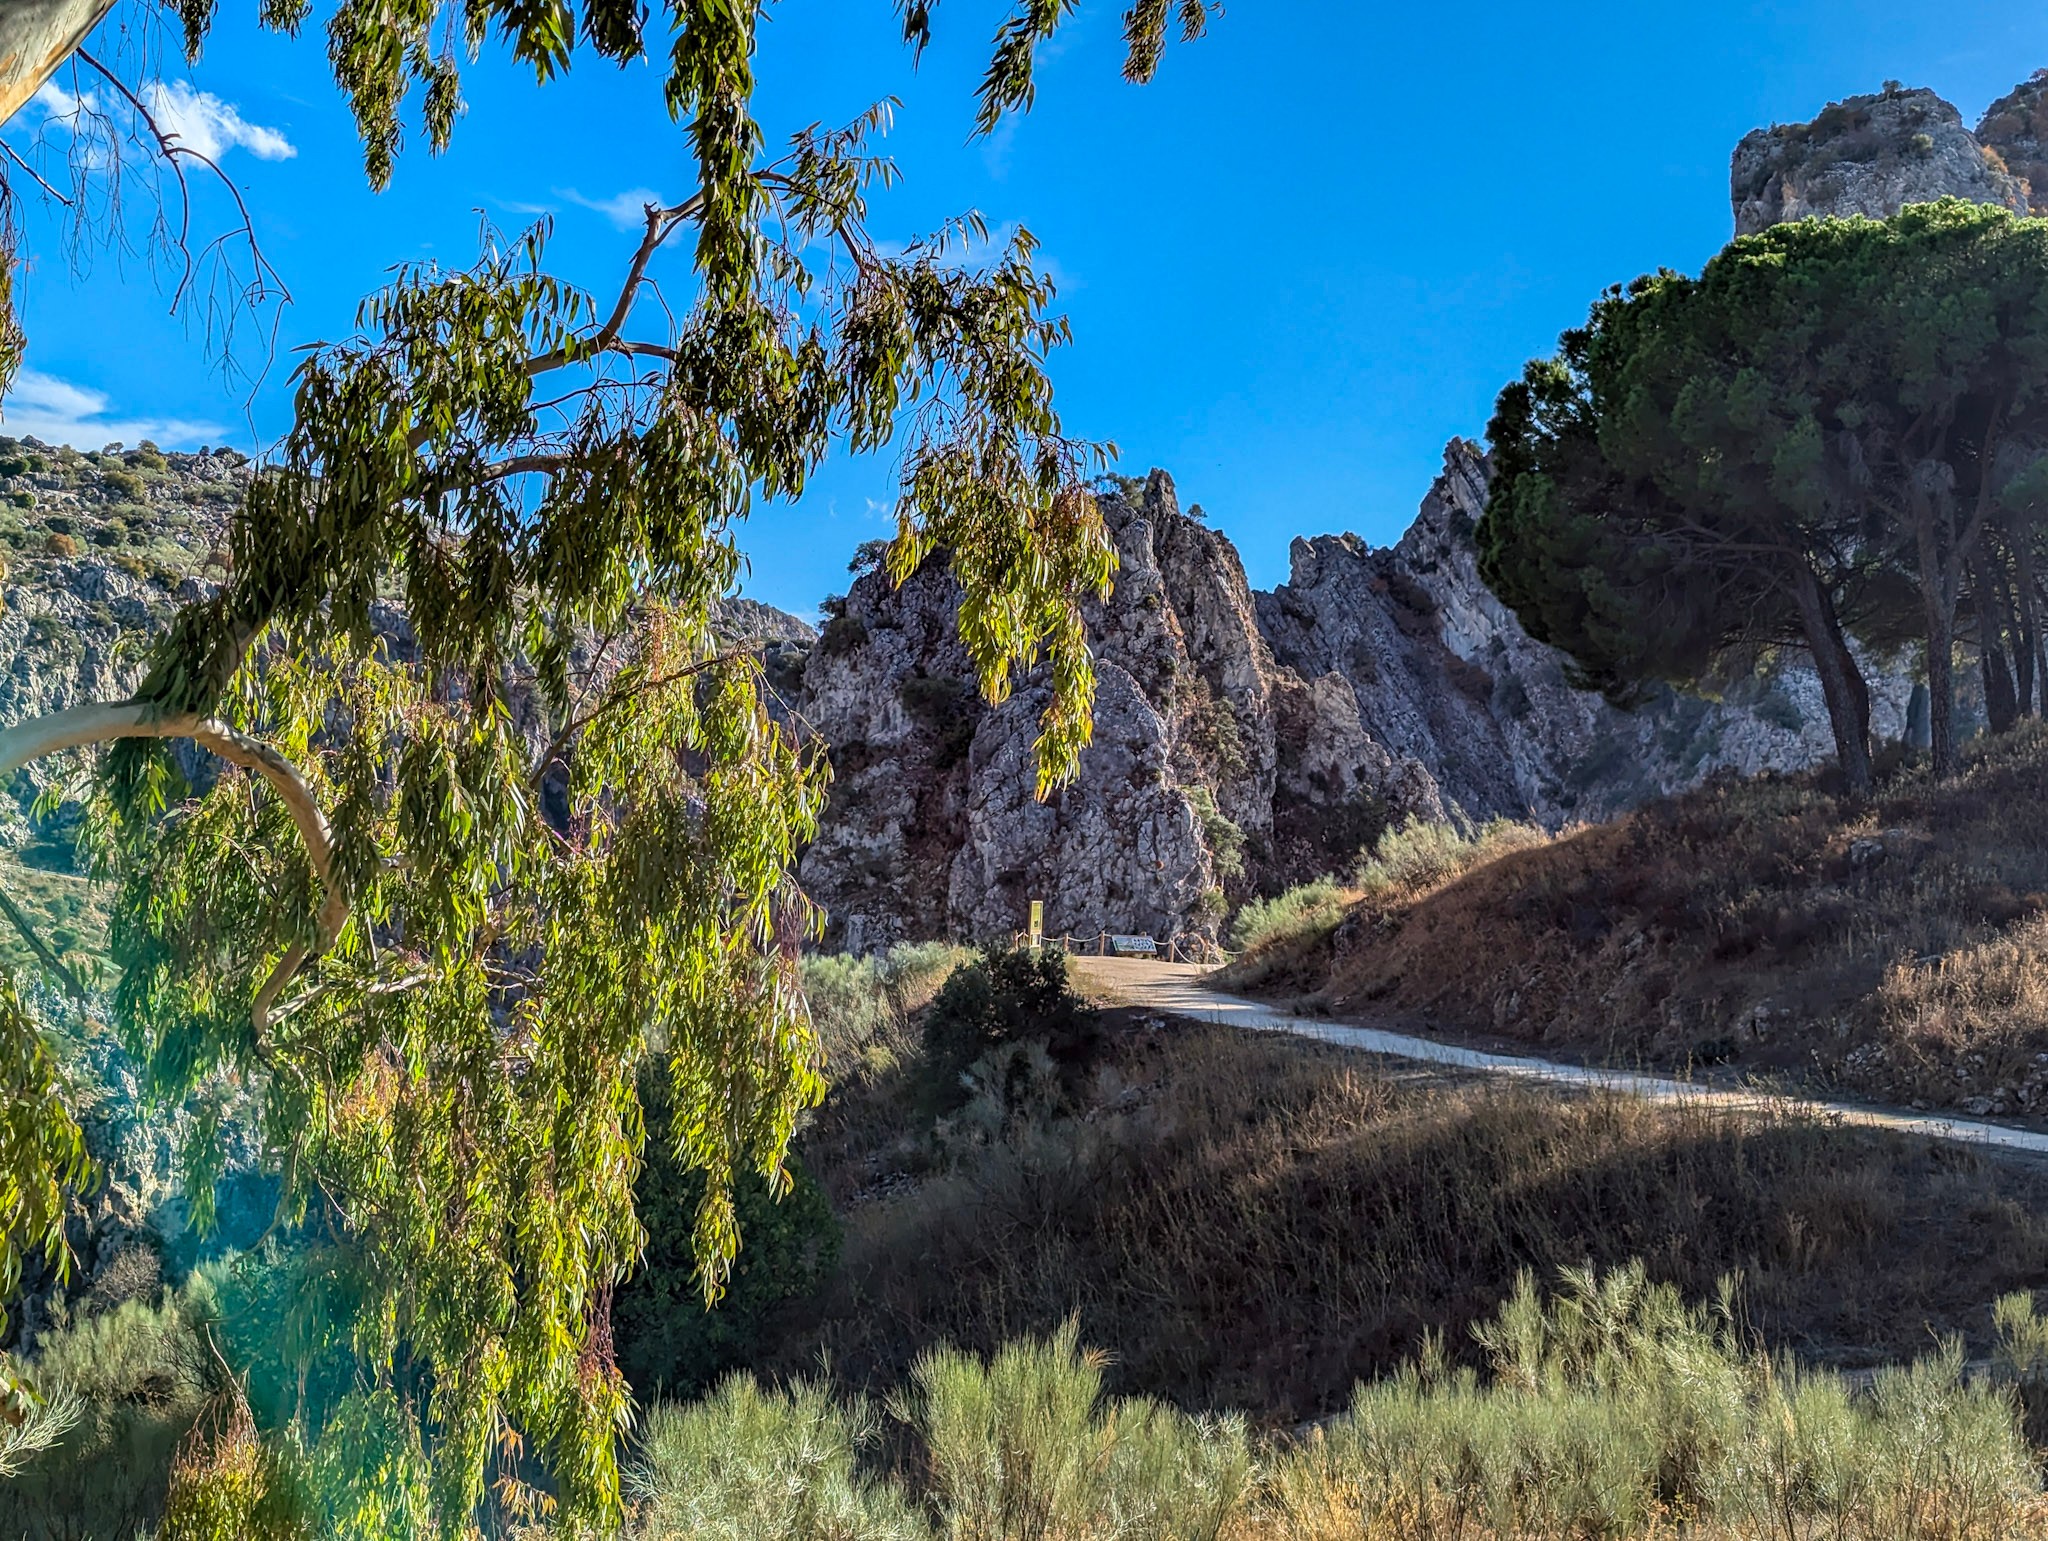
[629,1377,926,1541]
[613,1069,841,1400]
[900,673,978,768]
[611,1270,2042,1540]
[99,466,146,500]
[920,948,1090,1113]
[901,1322,1253,1541]
[0,1291,216,1537]
[1275,1263,2041,1540]
[1354,815,1547,900]
[1229,876,1345,953]
[802,941,976,1083]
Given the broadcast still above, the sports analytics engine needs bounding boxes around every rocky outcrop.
[1732,83,2027,235]
[1977,71,2048,207]
[794,441,1926,949]
[796,472,1272,950]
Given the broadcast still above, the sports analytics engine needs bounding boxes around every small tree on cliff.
[1484,199,2048,789]
[0,2,1219,1532]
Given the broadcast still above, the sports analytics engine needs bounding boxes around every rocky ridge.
[792,448,1920,950]
[1731,73,2048,237]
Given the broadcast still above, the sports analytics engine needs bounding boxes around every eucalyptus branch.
[0,700,344,1036]
[74,48,292,319]
[532,646,762,785]
[0,879,88,1001]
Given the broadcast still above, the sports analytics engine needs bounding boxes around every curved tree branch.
[0,700,345,1036]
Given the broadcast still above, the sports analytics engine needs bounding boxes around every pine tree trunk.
[0,0,116,128]
[1912,481,1962,780]
[2018,540,2044,717]
[1975,553,2021,734]
[1789,563,1873,797]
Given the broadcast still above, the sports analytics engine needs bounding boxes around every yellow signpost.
[1029,899,1044,949]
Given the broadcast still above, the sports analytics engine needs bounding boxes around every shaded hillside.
[752,975,2048,1420]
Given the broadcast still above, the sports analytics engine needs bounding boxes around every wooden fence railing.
[1010,930,1232,966]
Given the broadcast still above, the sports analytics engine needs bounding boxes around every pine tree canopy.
[1482,198,2048,793]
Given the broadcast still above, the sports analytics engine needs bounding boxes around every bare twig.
[0,138,70,206]
[74,47,292,319]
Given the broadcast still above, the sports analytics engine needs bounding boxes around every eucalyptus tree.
[0,2,1222,1532]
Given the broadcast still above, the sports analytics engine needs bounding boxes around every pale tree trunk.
[0,0,117,127]
[1788,562,1874,797]
[0,699,343,1031]
[1973,552,2020,735]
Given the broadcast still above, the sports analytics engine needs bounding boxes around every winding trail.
[1074,956,2048,1160]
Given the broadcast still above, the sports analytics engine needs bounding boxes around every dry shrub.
[629,1273,2048,1540]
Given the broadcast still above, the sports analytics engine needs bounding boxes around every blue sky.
[7,1,2048,616]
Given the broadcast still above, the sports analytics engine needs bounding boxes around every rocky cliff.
[1731,75,2048,236]
[792,443,1918,949]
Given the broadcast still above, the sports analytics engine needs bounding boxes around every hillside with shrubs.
[1221,723,2048,1123]
[17,936,2048,1536]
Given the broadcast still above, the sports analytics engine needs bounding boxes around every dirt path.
[1073,955,2048,1160]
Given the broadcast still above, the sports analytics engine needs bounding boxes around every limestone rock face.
[797,470,1264,948]
[1731,85,2026,235]
[795,438,1932,949]
[947,661,1211,941]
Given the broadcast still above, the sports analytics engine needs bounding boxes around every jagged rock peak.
[1978,70,2048,206]
[1731,82,2028,235]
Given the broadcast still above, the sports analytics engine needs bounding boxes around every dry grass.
[1226,722,2048,1115]
[764,1017,2048,1422]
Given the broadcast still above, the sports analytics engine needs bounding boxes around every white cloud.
[560,187,667,230]
[31,79,95,119]
[2,370,225,450]
[25,78,292,167]
[141,80,295,162]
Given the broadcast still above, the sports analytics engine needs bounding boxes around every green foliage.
[1485,199,2048,787]
[0,1288,215,1536]
[99,467,146,501]
[1184,783,1247,885]
[0,974,89,1333]
[920,948,1089,1111]
[801,941,973,1081]
[0,5,1228,1532]
[614,1068,841,1400]
[1355,816,1548,900]
[629,1377,926,1541]
[898,1322,1253,1541]
[1230,876,1346,953]
[1284,1263,2040,1539]
[900,672,980,768]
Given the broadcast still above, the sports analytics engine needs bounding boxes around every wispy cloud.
[28,78,294,165]
[559,187,667,230]
[143,80,295,162]
[2,370,225,450]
